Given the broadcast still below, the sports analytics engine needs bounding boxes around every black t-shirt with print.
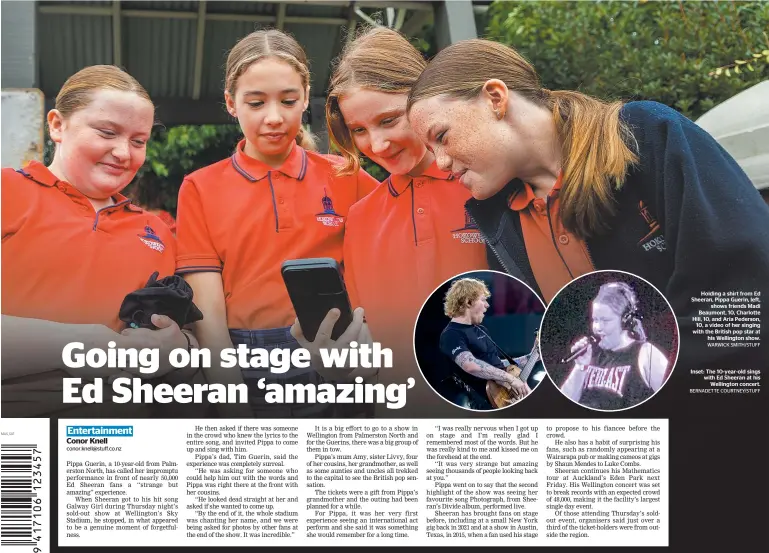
[439,322,504,395]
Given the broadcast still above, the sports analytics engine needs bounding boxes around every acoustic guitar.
[486,332,540,409]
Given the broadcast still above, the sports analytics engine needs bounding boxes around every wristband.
[174,331,202,379]
[181,330,192,352]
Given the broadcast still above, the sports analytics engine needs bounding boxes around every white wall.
[695,80,769,191]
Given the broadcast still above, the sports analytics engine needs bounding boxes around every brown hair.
[444,278,490,318]
[407,39,638,238]
[55,65,152,118]
[326,27,426,175]
[225,29,317,151]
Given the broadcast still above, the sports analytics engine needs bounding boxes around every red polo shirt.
[344,162,489,356]
[175,140,378,329]
[509,172,595,302]
[1,161,177,331]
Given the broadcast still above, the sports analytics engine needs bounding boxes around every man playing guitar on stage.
[438,278,531,409]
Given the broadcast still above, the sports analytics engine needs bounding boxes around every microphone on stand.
[559,335,598,364]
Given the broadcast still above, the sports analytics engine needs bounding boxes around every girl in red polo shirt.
[1,66,191,416]
[291,28,488,411]
[175,30,377,415]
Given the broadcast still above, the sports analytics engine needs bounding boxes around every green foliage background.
[125,124,242,212]
[43,123,242,215]
[485,0,769,119]
[44,1,767,214]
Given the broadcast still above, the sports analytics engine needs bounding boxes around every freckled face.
[409,94,520,200]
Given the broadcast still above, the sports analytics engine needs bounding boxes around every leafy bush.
[43,123,242,215]
[486,0,769,119]
[127,125,242,214]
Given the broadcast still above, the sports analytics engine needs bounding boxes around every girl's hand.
[291,307,377,382]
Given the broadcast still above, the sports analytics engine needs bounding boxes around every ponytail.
[548,90,638,238]
[296,125,318,152]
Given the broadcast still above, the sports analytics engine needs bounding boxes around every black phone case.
[281,258,353,342]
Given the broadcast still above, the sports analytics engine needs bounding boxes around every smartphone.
[281,258,353,342]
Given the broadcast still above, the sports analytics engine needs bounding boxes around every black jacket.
[465,101,769,371]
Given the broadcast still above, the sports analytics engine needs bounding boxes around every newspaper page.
[1,2,768,553]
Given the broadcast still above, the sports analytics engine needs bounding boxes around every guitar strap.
[476,325,518,365]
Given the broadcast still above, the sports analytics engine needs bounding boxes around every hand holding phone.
[281,258,353,342]
[290,306,378,383]
[282,258,377,382]
[291,306,365,350]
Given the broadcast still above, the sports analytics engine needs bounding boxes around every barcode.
[1,444,43,548]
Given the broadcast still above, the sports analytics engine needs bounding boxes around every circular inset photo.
[540,270,679,412]
[414,270,547,411]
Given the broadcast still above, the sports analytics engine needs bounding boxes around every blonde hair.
[444,278,490,318]
[55,65,152,118]
[595,282,647,342]
[326,27,426,175]
[225,29,317,151]
[407,39,639,239]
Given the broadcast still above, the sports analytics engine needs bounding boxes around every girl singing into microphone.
[560,282,669,410]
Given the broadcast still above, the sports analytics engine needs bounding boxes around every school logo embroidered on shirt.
[451,210,484,244]
[138,225,165,253]
[637,201,666,252]
[315,189,345,227]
